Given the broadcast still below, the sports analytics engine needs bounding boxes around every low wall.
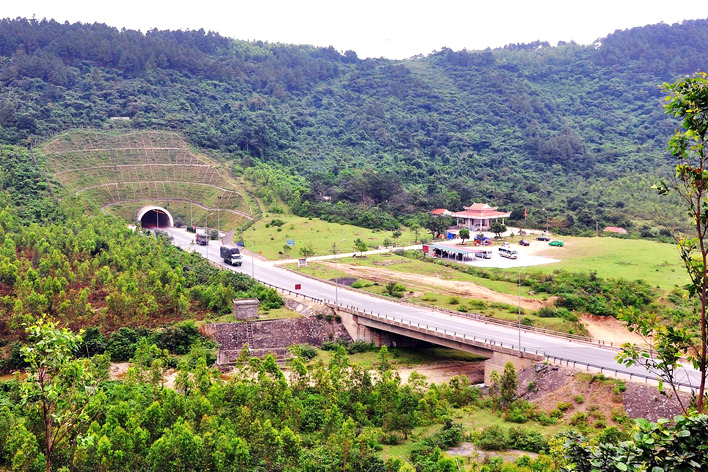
[205,317,352,365]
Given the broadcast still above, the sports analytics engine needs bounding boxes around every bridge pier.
[483,351,536,385]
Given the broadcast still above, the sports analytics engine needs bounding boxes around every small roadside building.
[422,242,477,262]
[430,208,452,216]
[449,203,511,231]
[603,226,628,235]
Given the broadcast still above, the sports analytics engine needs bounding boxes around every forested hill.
[2,18,708,234]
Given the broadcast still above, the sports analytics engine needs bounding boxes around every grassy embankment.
[244,213,421,260]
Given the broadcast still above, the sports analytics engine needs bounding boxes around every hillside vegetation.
[1,18,707,235]
[42,129,257,230]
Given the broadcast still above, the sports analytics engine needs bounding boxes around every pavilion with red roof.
[450,203,511,231]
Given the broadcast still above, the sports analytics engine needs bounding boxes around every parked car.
[549,240,564,247]
[519,239,530,246]
[536,236,551,241]
[499,247,518,259]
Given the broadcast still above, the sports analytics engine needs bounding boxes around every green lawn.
[293,253,541,298]
[243,215,421,260]
[522,236,687,292]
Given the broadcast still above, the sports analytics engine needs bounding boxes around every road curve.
[166,227,701,388]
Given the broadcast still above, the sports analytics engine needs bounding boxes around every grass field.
[521,236,687,292]
[245,214,421,260]
[292,258,583,334]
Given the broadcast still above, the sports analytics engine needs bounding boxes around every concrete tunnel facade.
[136,205,174,228]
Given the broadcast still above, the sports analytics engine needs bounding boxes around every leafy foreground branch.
[619,72,708,414]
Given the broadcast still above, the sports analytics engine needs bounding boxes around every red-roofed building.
[450,203,511,231]
[603,226,628,235]
[430,208,451,216]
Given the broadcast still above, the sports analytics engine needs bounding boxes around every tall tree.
[20,317,106,472]
[619,72,708,413]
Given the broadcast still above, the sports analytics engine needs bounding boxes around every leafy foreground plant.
[20,317,107,472]
[619,72,708,413]
[563,414,708,471]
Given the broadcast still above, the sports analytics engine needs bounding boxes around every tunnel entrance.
[136,206,174,229]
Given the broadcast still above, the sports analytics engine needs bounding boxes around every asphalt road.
[167,227,701,388]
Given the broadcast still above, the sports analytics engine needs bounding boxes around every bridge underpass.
[335,306,544,384]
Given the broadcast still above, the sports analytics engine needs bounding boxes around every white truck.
[220,245,243,266]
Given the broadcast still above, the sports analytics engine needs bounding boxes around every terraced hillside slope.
[42,130,258,231]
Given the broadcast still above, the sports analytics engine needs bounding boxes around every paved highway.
[167,227,701,388]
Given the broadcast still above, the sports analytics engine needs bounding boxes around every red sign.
[295,284,301,290]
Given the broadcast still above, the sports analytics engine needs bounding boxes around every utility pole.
[334,238,346,305]
[518,266,528,350]
[205,212,213,261]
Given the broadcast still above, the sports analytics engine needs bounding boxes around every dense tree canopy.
[1,18,707,235]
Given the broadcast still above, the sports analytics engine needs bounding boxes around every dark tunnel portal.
[140,209,172,229]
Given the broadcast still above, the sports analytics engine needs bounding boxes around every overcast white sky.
[4,1,708,59]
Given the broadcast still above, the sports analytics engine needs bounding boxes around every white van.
[472,249,493,259]
[499,247,518,259]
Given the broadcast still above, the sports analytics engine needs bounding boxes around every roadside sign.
[287,239,295,246]
[295,284,301,290]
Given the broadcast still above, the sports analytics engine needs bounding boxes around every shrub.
[351,281,364,289]
[573,395,585,404]
[536,413,556,426]
[475,425,509,451]
[505,407,528,424]
[569,412,588,427]
[507,427,547,453]
[290,343,317,359]
[549,408,564,419]
[596,426,628,445]
[448,297,460,305]
[536,307,558,318]
[379,431,404,445]
[469,300,487,309]
[556,402,573,412]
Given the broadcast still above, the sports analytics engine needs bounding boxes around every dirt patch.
[372,259,411,266]
[398,361,484,385]
[581,314,647,346]
[447,443,536,463]
[109,362,130,380]
[331,277,358,286]
[319,262,547,311]
[517,364,686,422]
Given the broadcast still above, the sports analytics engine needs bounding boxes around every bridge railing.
[226,278,698,393]
[274,264,620,350]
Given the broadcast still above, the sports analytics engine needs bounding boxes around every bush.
[573,395,585,404]
[379,431,404,445]
[556,402,573,412]
[448,297,460,305]
[475,425,509,451]
[507,427,547,453]
[351,281,364,288]
[569,412,588,427]
[536,307,558,318]
[505,407,529,424]
[290,343,318,359]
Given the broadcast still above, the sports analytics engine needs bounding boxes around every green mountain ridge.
[1,17,706,233]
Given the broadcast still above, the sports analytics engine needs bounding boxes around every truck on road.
[195,232,210,246]
[220,245,243,266]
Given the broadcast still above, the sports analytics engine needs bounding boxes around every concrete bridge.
[335,305,544,383]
